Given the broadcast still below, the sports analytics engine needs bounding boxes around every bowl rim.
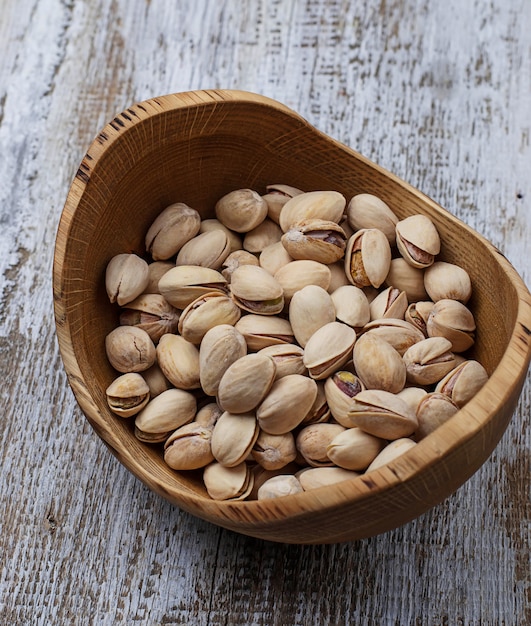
[53,89,531,540]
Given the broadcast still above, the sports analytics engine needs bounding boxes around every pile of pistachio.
[103,186,488,501]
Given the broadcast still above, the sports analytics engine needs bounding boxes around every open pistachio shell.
[281,219,347,264]
[395,214,441,268]
[235,314,295,350]
[405,301,434,336]
[347,389,418,439]
[199,324,247,396]
[257,343,306,380]
[303,321,357,380]
[403,336,457,386]
[119,293,180,343]
[158,265,228,309]
[105,253,150,306]
[324,371,365,426]
[279,190,346,232]
[345,228,391,289]
[302,381,331,425]
[369,286,408,321]
[359,318,425,356]
[106,372,150,418]
[134,388,197,442]
[145,202,201,261]
[164,422,215,470]
[230,264,284,315]
[289,284,336,347]
[203,461,254,501]
[435,359,489,407]
[262,184,305,224]
[426,299,476,352]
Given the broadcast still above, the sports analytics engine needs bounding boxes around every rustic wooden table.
[1,0,530,624]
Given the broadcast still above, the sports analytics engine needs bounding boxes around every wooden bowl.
[53,90,531,544]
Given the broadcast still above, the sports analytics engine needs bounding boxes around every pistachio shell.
[345,229,391,289]
[327,261,351,292]
[435,359,489,407]
[217,353,276,413]
[230,265,284,315]
[369,286,408,321]
[360,318,425,356]
[297,466,359,490]
[145,203,201,261]
[221,249,260,282]
[257,475,303,499]
[302,381,331,425]
[119,293,180,343]
[303,321,356,380]
[156,334,201,389]
[262,184,305,224]
[106,373,150,418]
[211,411,259,467]
[199,324,247,396]
[365,438,417,472]
[327,427,385,471]
[324,371,365,426]
[158,265,228,309]
[296,423,346,467]
[144,261,174,295]
[403,336,457,385]
[289,285,336,347]
[353,333,406,393]
[330,285,371,329]
[175,230,231,270]
[426,299,476,352]
[141,363,172,398]
[251,431,297,470]
[203,461,254,501]
[215,188,268,233]
[395,214,441,268]
[105,326,156,373]
[424,261,472,303]
[274,260,331,302]
[235,314,295,350]
[347,389,418,439]
[195,402,223,429]
[164,422,215,470]
[281,219,347,264]
[199,218,243,253]
[105,253,150,306]
[257,344,306,379]
[396,387,428,414]
[279,190,346,232]
[415,392,460,440]
[385,258,429,302]
[346,193,399,244]
[178,291,241,344]
[244,218,283,252]
[259,241,293,276]
[248,462,301,499]
[134,388,196,442]
[405,301,434,336]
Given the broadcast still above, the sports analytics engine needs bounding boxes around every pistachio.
[199,218,242,253]
[106,372,150,418]
[296,423,346,467]
[360,318,424,356]
[141,363,172,398]
[426,299,476,352]
[303,321,357,380]
[156,334,201,390]
[256,374,318,434]
[262,184,304,224]
[178,291,241,344]
[230,264,284,315]
[396,387,428,414]
[221,249,259,282]
[346,193,399,245]
[369,286,408,321]
[164,422,215,470]
[199,324,247,396]
[134,388,197,442]
[385,258,429,302]
[251,431,297,470]
[158,265,228,309]
[274,259,331,302]
[175,230,231,270]
[211,411,259,467]
[330,285,371,329]
[327,427,385,471]
[195,402,224,429]
[365,438,417,472]
[302,381,331,425]
[145,203,201,261]
[415,392,460,440]
[215,188,268,233]
[347,389,418,439]
[327,261,351,292]
[344,228,391,289]
[297,466,359,490]
[259,241,293,276]
[257,474,303,499]
[395,214,440,268]
[217,353,276,413]
[324,371,365,426]
[424,261,472,303]
[203,461,254,500]
[435,359,489,407]
[119,293,180,343]
[289,285,336,347]
[235,314,295,350]
[144,261,174,294]
[248,462,300,499]
[402,336,457,386]
[353,333,406,393]
[257,344,306,380]
[244,218,283,253]
[105,253,150,306]
[279,190,346,232]
[281,219,347,264]
[105,326,156,373]
[405,301,434,336]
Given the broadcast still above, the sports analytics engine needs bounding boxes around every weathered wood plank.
[1,0,530,624]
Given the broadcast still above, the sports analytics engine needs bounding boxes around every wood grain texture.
[1,0,530,624]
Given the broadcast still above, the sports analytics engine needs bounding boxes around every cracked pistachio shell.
[119,293,180,343]
[415,392,460,440]
[279,190,346,233]
[199,324,247,396]
[403,336,457,386]
[435,359,489,407]
[145,203,201,260]
[144,261,174,295]
[297,466,359,490]
[158,265,228,309]
[396,214,441,268]
[262,184,305,224]
[105,326,156,373]
[105,253,150,306]
[235,314,295,350]
[178,292,241,344]
[230,264,284,315]
[302,381,331,425]
[134,388,196,442]
[360,318,425,356]
[163,422,215,470]
[244,218,283,253]
[274,260,331,302]
[345,228,391,289]
[175,230,231,270]
[353,333,406,393]
[365,438,417,472]
[396,387,429,415]
[251,431,297,470]
[199,218,243,253]
[106,373,150,418]
[217,353,276,413]
[221,249,259,282]
[259,241,293,276]
[327,427,385,471]
[303,321,357,380]
[424,261,472,303]
[296,423,346,467]
[289,285,336,347]
[256,374,318,435]
[385,258,429,302]
[203,461,254,501]
[405,301,434,336]
[426,299,476,352]
[257,344,306,380]
[281,219,347,264]
[257,474,303,500]
[369,286,408,321]
[211,411,259,467]
[327,261,351,292]
[156,334,201,389]
[324,371,365,426]
[330,285,370,329]
[215,188,268,233]
[346,193,399,245]
[347,389,418,439]
[141,363,172,398]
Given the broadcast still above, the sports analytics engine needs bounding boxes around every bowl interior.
[54,91,531,542]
